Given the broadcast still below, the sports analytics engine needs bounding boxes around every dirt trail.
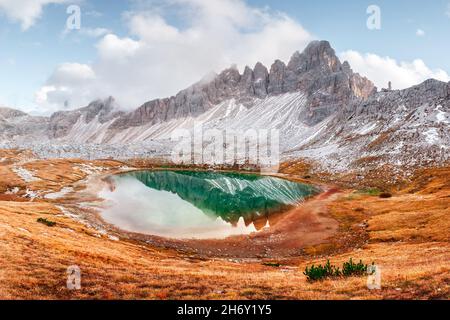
[262,188,340,246]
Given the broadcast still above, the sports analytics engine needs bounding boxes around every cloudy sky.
[1,0,450,114]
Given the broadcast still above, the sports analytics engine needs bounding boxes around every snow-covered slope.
[0,41,449,172]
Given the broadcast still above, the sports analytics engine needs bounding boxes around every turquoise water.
[99,171,317,239]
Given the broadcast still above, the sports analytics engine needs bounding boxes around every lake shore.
[0,149,448,299]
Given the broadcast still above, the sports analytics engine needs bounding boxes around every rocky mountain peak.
[1,41,448,172]
[0,107,28,119]
[341,61,352,74]
[293,40,340,73]
[268,60,287,94]
[81,96,120,123]
[217,65,241,85]
[48,96,123,139]
[108,40,378,130]
[239,66,255,96]
[253,62,269,98]
[214,65,242,95]
[47,40,378,134]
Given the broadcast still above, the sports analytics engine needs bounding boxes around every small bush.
[303,260,341,281]
[262,262,281,268]
[37,218,56,227]
[379,192,392,198]
[304,258,371,282]
[342,258,368,277]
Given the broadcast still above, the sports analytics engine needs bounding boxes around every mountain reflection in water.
[99,171,317,239]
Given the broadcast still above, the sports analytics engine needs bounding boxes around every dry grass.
[0,150,448,300]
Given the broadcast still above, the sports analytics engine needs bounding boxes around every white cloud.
[35,63,97,113]
[62,27,111,39]
[97,34,141,60]
[36,0,314,112]
[0,0,68,30]
[340,50,450,90]
[47,63,96,84]
[79,27,111,38]
[416,29,425,37]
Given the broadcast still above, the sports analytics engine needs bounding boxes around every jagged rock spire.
[112,40,377,129]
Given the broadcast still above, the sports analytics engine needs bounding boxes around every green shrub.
[37,218,56,227]
[304,258,372,282]
[342,258,368,276]
[303,260,341,281]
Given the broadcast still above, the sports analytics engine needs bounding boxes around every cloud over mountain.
[36,0,314,112]
[340,50,450,90]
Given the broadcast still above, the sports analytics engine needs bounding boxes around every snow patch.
[5,187,19,194]
[77,163,107,175]
[12,167,40,182]
[435,105,449,124]
[356,122,377,135]
[423,128,439,144]
[108,235,119,241]
[24,189,39,199]
[44,187,74,200]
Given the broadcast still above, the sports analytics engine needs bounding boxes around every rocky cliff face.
[1,40,448,173]
[0,107,27,119]
[0,107,48,143]
[291,78,450,171]
[48,97,123,138]
[110,41,376,130]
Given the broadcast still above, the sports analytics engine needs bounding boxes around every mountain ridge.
[3,40,377,138]
[108,40,375,131]
[0,40,448,173]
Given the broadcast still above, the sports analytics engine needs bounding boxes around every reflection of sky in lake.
[99,177,258,239]
[99,171,317,239]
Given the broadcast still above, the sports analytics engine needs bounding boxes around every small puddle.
[99,170,317,239]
